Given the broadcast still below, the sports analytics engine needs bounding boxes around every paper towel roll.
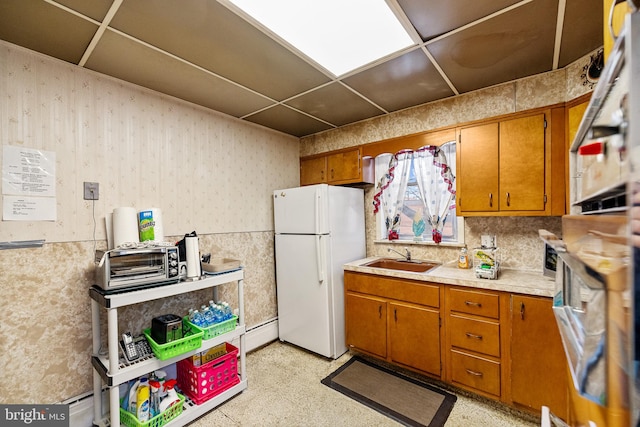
[112,207,139,248]
[185,236,201,278]
[138,208,164,242]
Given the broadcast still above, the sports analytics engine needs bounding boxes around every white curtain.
[413,142,456,243]
[373,151,412,240]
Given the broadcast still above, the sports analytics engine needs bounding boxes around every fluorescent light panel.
[228,0,415,76]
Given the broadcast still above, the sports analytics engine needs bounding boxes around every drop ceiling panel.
[55,0,114,21]
[0,0,606,138]
[109,0,331,101]
[558,0,603,68]
[285,83,384,126]
[427,0,559,94]
[0,0,98,64]
[398,0,522,40]
[84,30,274,118]
[343,48,455,112]
[245,105,333,137]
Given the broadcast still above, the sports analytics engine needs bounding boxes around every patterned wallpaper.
[0,37,597,407]
[0,41,296,405]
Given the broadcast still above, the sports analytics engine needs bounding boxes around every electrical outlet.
[84,182,99,200]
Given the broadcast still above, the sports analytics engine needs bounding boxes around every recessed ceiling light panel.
[227,0,415,76]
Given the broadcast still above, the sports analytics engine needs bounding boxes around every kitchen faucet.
[388,247,411,261]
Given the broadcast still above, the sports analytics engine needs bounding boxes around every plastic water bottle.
[202,305,215,327]
[208,300,223,324]
[221,302,233,320]
[188,309,205,327]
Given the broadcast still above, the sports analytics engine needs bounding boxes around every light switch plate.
[84,182,99,200]
[481,234,496,248]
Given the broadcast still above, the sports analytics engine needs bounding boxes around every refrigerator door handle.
[314,188,320,235]
[316,235,325,283]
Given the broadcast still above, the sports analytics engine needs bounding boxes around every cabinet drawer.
[345,272,439,308]
[451,349,501,397]
[449,314,500,357]
[449,288,499,318]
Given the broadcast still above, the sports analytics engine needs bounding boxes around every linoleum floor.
[187,341,539,427]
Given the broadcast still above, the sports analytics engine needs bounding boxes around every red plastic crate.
[177,342,240,404]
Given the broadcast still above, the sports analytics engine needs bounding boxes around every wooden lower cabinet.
[345,292,387,358]
[389,301,440,376]
[344,271,441,378]
[344,273,569,421]
[450,349,501,397]
[510,294,568,420]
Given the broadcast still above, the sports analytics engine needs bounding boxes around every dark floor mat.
[321,357,456,427]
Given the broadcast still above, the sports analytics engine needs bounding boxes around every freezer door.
[273,184,329,234]
[275,234,336,358]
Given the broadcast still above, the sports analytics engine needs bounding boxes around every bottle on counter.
[458,246,470,269]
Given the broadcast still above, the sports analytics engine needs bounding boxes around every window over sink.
[373,141,463,245]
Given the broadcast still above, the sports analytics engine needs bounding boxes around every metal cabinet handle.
[489,193,493,207]
[331,168,334,179]
[520,301,525,320]
[465,300,482,308]
[466,369,483,377]
[379,305,382,319]
[394,308,397,322]
[506,192,510,207]
[465,332,483,340]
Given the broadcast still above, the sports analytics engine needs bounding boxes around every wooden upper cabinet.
[327,149,360,183]
[457,112,553,216]
[300,156,327,186]
[499,114,546,211]
[458,123,499,212]
[300,146,373,186]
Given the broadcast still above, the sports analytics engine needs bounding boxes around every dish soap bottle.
[458,246,470,269]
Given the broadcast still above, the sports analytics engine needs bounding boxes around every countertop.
[344,257,557,298]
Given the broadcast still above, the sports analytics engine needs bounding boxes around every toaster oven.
[95,246,180,291]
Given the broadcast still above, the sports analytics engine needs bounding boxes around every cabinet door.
[345,292,387,358]
[300,156,327,186]
[510,295,568,420]
[327,148,360,183]
[499,114,546,211]
[458,123,499,213]
[389,302,441,377]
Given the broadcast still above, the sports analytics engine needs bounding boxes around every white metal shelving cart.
[89,269,247,427]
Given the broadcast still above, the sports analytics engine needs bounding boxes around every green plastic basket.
[143,319,203,360]
[119,392,185,427]
[183,315,238,340]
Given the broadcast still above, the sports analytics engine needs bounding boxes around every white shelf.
[90,269,247,427]
[92,325,246,386]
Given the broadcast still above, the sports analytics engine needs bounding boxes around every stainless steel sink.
[363,258,440,273]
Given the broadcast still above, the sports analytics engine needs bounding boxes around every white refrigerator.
[273,184,365,359]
